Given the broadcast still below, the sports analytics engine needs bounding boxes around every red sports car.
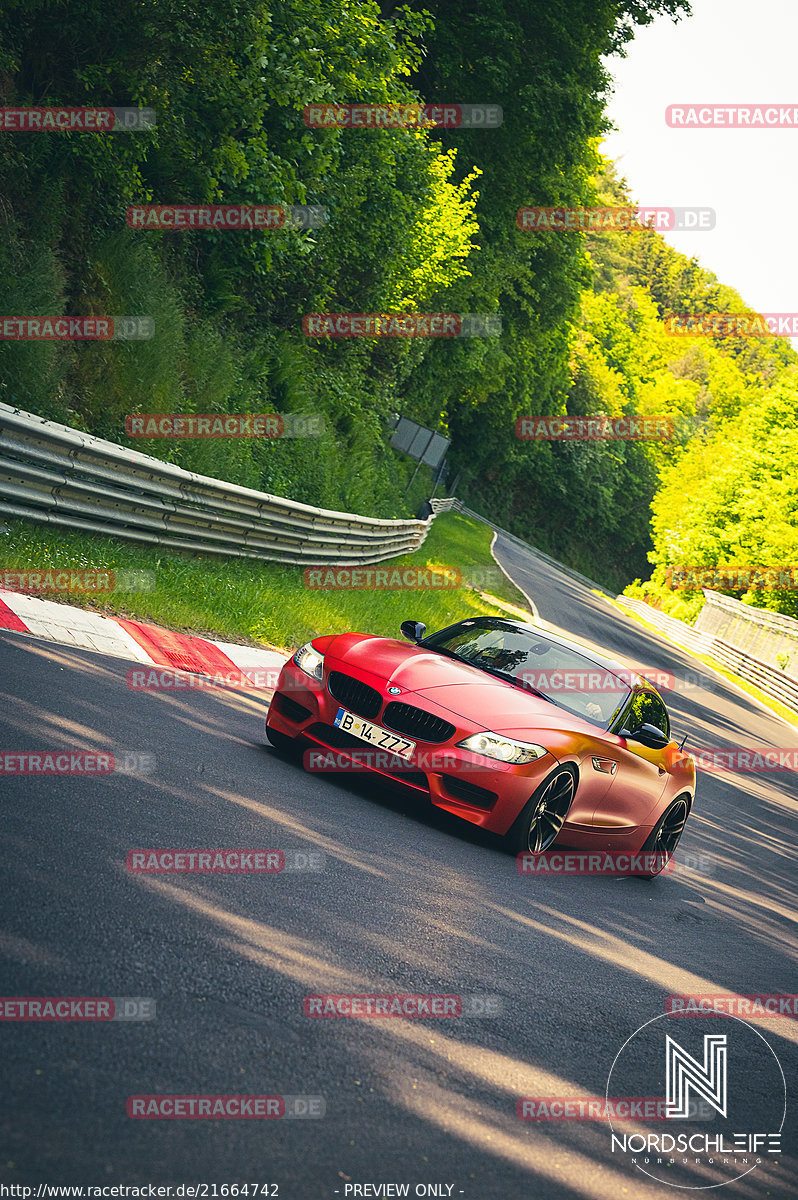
[265,616,696,874]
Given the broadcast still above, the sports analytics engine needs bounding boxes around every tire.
[637,795,691,878]
[506,765,577,856]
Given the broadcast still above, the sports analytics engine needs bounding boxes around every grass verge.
[0,512,534,652]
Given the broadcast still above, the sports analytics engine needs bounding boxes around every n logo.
[665,1034,727,1119]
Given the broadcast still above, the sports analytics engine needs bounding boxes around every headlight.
[457,732,548,764]
[293,642,325,682]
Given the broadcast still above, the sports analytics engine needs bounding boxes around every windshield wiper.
[476,664,564,707]
[424,648,562,705]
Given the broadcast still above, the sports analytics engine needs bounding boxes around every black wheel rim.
[526,770,575,854]
[650,798,689,870]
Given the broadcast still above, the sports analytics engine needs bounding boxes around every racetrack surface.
[1,536,796,1198]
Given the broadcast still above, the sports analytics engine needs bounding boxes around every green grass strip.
[0,512,534,652]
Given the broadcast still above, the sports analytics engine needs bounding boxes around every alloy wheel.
[525,769,576,854]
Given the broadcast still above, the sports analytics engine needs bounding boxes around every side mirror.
[400,620,426,643]
[618,722,670,750]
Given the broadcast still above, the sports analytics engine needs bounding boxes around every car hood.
[324,634,600,734]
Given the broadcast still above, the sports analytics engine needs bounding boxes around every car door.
[590,690,672,832]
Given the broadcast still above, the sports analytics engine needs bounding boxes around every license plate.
[333,708,416,760]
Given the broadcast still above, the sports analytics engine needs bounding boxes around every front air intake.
[327,671,383,719]
[382,702,455,743]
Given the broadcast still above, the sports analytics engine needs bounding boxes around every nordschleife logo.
[606,1013,785,1189]
[665,1034,727,1119]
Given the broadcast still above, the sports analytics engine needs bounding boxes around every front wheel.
[637,796,690,877]
[506,765,577,856]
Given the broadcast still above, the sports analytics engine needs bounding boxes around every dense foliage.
[17,0,797,614]
[562,164,798,607]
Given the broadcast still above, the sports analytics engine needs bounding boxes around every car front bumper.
[266,658,559,835]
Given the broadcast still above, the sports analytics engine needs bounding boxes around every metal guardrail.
[616,597,710,655]
[433,502,798,714]
[6,403,792,710]
[616,596,798,715]
[696,588,798,676]
[430,510,798,714]
[707,640,798,711]
[428,497,464,514]
[454,502,618,600]
[0,402,432,565]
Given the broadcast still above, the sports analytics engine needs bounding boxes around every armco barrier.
[455,502,617,600]
[696,589,798,678]
[616,596,710,656]
[617,595,798,715]
[4,402,794,713]
[0,403,431,565]
[428,497,464,514]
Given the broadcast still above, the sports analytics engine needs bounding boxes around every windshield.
[422,619,632,729]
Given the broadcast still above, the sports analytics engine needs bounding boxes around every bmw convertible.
[265,616,696,873]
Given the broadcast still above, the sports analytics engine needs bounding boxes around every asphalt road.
[1,536,796,1199]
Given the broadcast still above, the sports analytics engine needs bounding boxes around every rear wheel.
[507,765,577,856]
[637,796,690,877]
